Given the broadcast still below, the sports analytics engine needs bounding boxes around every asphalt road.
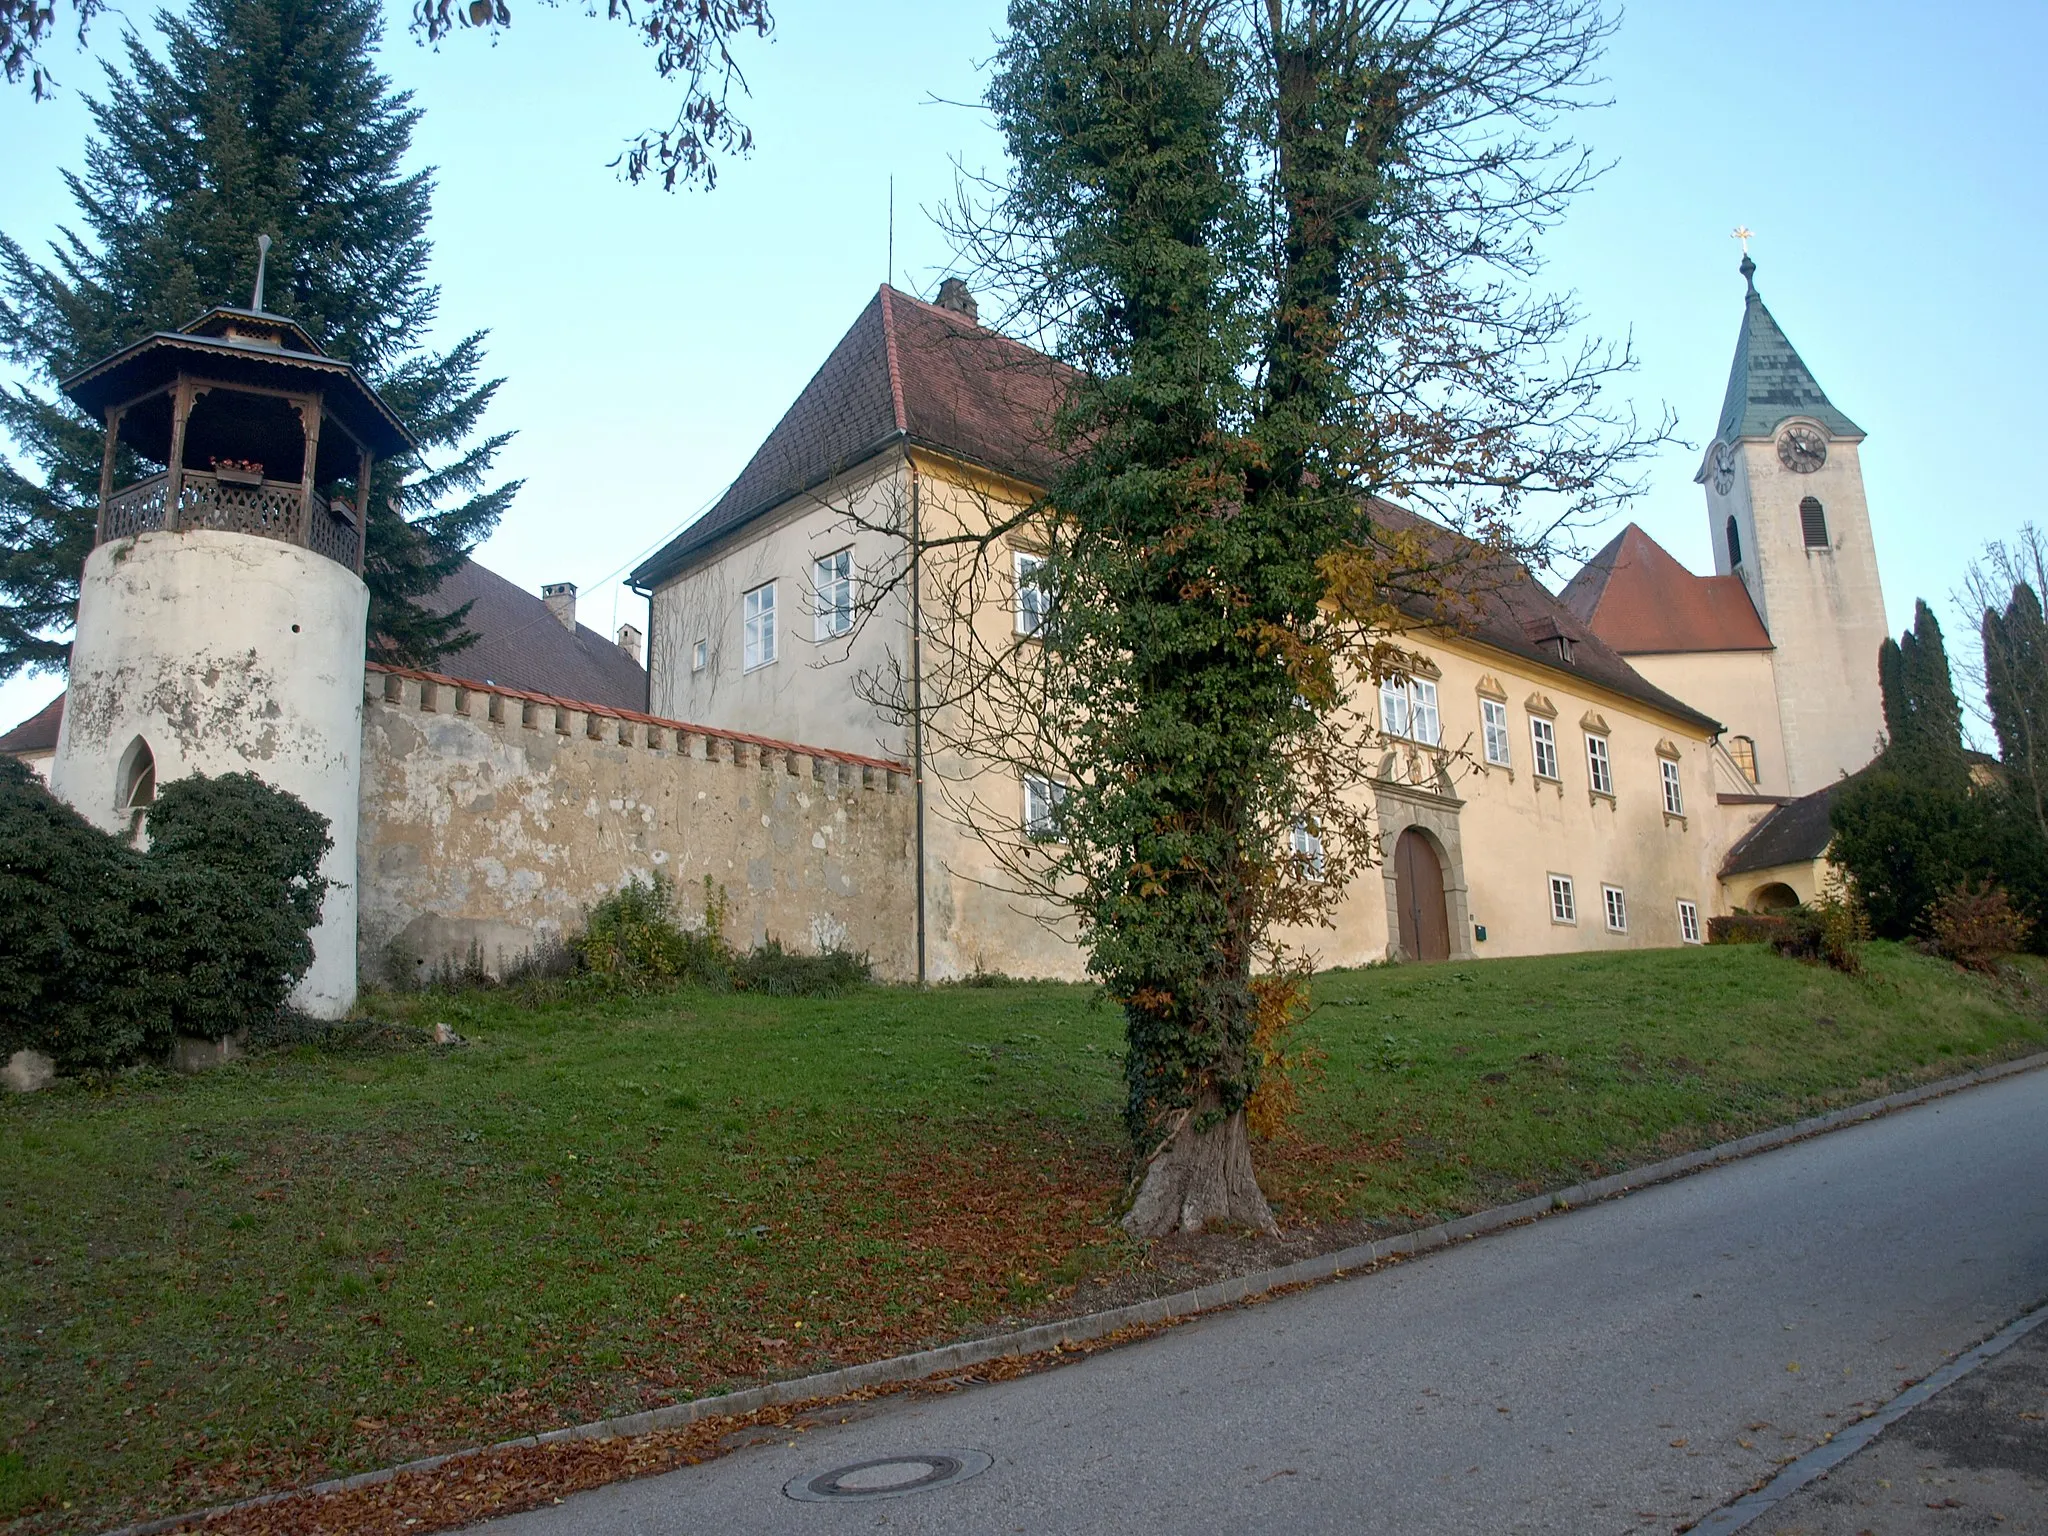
[483,1068,2048,1535]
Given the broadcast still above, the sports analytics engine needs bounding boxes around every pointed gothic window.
[1800,497,1829,549]
[1726,515,1742,569]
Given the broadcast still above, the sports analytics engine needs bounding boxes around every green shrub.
[730,938,873,997]
[0,759,330,1074]
[571,874,732,991]
[1769,891,1866,974]
[1924,883,2035,971]
[1707,912,1784,945]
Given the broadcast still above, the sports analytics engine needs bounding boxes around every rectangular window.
[1530,716,1559,780]
[1586,733,1613,796]
[1379,677,1410,738]
[813,548,853,640]
[1481,698,1512,767]
[1023,774,1067,840]
[1661,757,1685,816]
[1549,874,1577,924]
[742,581,777,671]
[1015,551,1050,636]
[1677,899,1701,944]
[1290,822,1326,882]
[1408,679,1441,747]
[691,638,707,673]
[1603,884,1628,933]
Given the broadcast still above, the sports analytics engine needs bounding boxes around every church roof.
[632,285,1072,589]
[1560,524,1773,654]
[1713,257,1863,445]
[0,692,62,756]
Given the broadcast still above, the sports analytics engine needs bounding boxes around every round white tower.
[50,295,415,1018]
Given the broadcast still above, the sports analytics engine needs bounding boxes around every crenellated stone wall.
[355,667,919,985]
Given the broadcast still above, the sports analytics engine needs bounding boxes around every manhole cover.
[784,1449,993,1502]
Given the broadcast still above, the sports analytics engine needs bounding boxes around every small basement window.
[1800,497,1829,549]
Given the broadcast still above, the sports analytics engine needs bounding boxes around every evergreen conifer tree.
[0,0,516,680]
[1876,600,1967,786]
[1983,580,2047,839]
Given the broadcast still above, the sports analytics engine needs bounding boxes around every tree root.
[1121,1105,1279,1238]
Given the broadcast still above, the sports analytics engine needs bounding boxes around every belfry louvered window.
[1800,497,1829,549]
[1726,515,1742,568]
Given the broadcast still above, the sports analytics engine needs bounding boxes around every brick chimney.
[541,581,576,631]
[616,623,642,665]
[935,278,978,325]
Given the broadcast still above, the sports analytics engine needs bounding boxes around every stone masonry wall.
[356,666,918,985]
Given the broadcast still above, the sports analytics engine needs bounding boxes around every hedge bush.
[0,758,330,1074]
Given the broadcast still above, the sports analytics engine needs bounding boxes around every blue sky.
[3,0,2043,738]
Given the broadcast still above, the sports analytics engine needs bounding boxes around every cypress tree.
[0,0,516,680]
[1877,599,1967,787]
[1984,581,2048,839]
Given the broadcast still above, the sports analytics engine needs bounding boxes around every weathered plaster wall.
[356,669,919,984]
[1625,649,1788,796]
[53,530,367,1017]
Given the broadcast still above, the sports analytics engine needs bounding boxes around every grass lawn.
[2,941,2043,1532]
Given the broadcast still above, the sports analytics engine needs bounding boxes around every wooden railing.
[99,470,360,570]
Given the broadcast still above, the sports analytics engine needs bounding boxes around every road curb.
[101,1046,2048,1536]
[1687,1300,2048,1534]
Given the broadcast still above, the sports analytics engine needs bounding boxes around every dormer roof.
[1561,523,1773,655]
[1713,256,1863,446]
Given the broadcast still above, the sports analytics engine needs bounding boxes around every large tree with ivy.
[0,0,518,678]
[885,0,1650,1236]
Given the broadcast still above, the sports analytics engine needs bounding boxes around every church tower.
[1695,254,1888,795]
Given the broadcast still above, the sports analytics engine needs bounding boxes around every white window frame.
[1677,899,1701,945]
[1603,883,1628,933]
[1661,757,1685,816]
[1379,677,1410,738]
[742,581,778,672]
[1530,716,1560,781]
[1014,550,1050,637]
[1023,774,1067,840]
[1481,697,1512,767]
[1408,679,1441,747]
[1586,733,1613,796]
[1290,822,1326,882]
[813,548,853,640]
[1549,873,1577,925]
[691,638,707,673]
[1379,677,1440,745]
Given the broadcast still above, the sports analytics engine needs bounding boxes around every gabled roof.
[631,286,1071,588]
[0,692,62,756]
[1720,778,1842,878]
[1561,523,1773,654]
[414,559,647,711]
[1713,257,1862,445]
[1370,503,1723,735]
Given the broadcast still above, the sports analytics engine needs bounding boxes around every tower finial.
[251,233,272,313]
[1732,225,1756,293]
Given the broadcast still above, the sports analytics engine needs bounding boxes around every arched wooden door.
[1394,827,1451,962]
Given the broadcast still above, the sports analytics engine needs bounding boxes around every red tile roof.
[368,665,906,774]
[632,285,1073,587]
[0,692,62,756]
[1560,524,1772,654]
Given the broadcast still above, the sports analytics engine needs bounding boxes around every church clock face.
[1710,443,1736,495]
[1777,424,1828,474]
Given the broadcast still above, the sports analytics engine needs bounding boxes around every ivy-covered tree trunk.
[0,0,517,681]
[910,0,1635,1239]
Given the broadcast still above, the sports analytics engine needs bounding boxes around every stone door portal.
[1394,827,1451,962]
